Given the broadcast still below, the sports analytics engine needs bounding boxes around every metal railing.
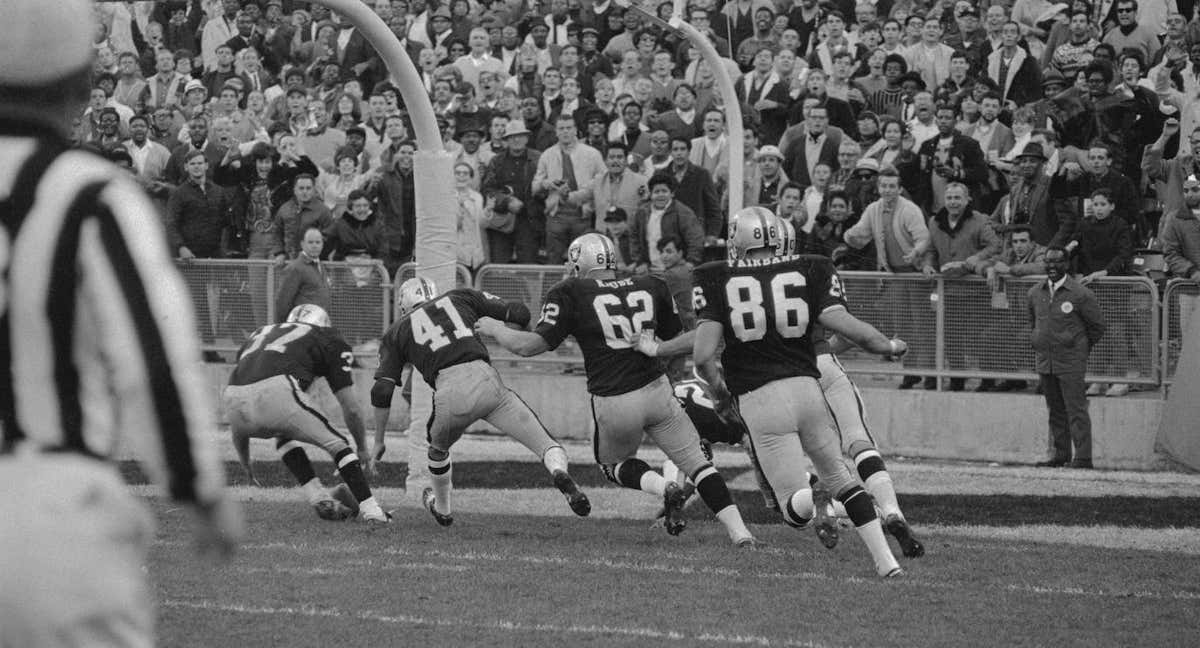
[1162,279,1200,385]
[836,272,1161,385]
[176,258,391,357]
[175,260,1177,388]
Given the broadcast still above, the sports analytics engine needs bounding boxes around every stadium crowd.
[79,0,1200,393]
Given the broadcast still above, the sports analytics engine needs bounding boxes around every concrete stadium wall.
[200,365,1168,471]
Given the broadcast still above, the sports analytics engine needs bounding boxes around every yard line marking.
[243,561,468,576]
[161,599,836,648]
[154,540,1200,602]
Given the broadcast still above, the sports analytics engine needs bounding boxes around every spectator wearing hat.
[428,6,457,50]
[1028,246,1105,470]
[749,144,790,208]
[992,141,1078,247]
[584,140,649,232]
[947,5,989,66]
[455,119,494,188]
[482,121,542,263]
[177,77,211,123]
[985,21,1044,108]
[845,156,883,213]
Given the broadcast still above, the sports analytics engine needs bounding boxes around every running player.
[692,207,906,576]
[475,233,756,546]
[372,277,590,527]
[224,304,389,523]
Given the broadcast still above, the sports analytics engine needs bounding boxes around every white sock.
[662,459,680,484]
[542,446,569,474]
[782,489,814,526]
[715,505,753,543]
[856,518,901,577]
[640,470,668,496]
[864,471,901,519]
[430,457,452,515]
[303,478,325,505]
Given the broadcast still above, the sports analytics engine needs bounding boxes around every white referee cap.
[0,0,95,86]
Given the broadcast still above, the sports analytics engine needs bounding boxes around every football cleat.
[811,489,839,550]
[733,535,760,549]
[359,507,391,524]
[423,488,454,527]
[882,566,905,579]
[313,498,355,521]
[884,514,925,558]
[329,483,360,516]
[662,482,688,536]
[552,470,591,517]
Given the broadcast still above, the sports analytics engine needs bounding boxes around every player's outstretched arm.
[370,377,397,466]
[818,308,907,359]
[475,316,551,356]
[692,321,728,397]
[635,329,695,357]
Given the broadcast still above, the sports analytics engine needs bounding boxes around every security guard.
[1028,246,1106,469]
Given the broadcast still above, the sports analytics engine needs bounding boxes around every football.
[329,483,360,516]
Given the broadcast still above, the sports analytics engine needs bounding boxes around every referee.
[0,1,241,645]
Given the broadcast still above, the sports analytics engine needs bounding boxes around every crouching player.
[372,278,590,527]
[476,233,756,547]
[224,304,389,522]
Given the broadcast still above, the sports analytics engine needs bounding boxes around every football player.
[475,233,756,547]
[675,207,907,577]
[372,277,590,527]
[224,304,389,523]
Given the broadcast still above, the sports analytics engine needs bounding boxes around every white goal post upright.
[619,0,745,215]
[311,0,453,499]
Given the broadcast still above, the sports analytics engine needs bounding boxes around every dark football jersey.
[228,323,355,392]
[693,254,847,395]
[535,275,683,396]
[376,288,523,387]
[673,379,744,446]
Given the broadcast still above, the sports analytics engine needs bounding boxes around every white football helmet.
[286,303,331,328]
[728,206,781,261]
[777,217,796,257]
[566,232,617,277]
[396,276,437,318]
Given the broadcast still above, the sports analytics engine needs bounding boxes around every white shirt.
[647,202,667,270]
[804,131,825,180]
[127,139,153,175]
[337,26,354,63]
[908,118,938,152]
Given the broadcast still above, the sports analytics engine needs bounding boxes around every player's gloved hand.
[473,316,504,337]
[192,496,243,560]
[633,331,660,357]
[884,338,908,362]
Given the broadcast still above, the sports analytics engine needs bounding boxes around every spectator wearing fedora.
[481,120,542,263]
[749,144,789,209]
[992,142,1078,248]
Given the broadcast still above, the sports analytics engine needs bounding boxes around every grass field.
[135,437,1200,647]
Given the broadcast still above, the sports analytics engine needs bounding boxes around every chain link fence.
[176,258,391,358]
[1163,279,1200,384]
[175,261,1168,385]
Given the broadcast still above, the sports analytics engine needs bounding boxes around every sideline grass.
[150,498,1200,648]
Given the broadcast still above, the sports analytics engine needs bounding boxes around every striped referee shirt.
[0,120,222,505]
